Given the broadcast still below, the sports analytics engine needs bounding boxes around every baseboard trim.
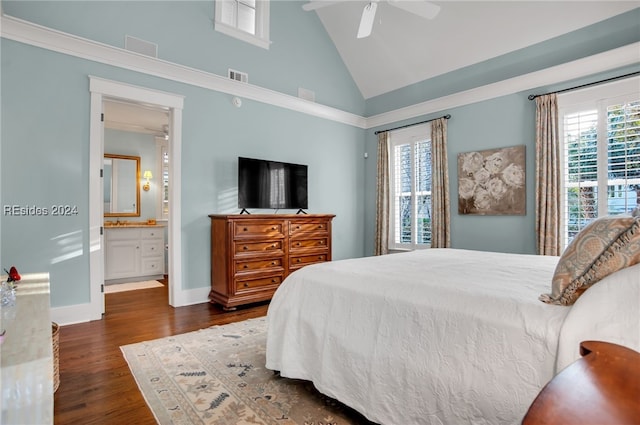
[51,286,211,325]
[51,303,99,326]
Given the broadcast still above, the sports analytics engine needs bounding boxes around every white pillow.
[555,262,640,372]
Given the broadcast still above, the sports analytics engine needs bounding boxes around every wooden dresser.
[209,214,335,310]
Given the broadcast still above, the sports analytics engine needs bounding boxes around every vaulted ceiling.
[307,1,639,99]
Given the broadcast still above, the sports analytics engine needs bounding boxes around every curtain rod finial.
[528,94,537,101]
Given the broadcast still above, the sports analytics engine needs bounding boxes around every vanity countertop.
[104,221,166,228]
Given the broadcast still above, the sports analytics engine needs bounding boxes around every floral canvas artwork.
[458,145,526,215]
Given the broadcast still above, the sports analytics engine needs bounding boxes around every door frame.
[89,76,184,318]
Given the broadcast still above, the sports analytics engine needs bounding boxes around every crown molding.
[0,13,367,128]
[366,42,640,130]
[1,13,637,131]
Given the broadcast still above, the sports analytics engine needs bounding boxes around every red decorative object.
[5,266,21,283]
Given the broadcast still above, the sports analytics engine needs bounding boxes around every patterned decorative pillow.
[540,215,640,306]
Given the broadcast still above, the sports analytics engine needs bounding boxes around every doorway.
[102,99,170,302]
[89,76,184,319]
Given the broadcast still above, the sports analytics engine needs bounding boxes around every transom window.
[389,124,432,250]
[214,0,271,49]
[559,77,640,247]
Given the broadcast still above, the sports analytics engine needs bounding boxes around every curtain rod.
[374,114,451,135]
[527,71,640,101]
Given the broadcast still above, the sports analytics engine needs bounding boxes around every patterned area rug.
[121,317,375,425]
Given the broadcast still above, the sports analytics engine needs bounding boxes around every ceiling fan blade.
[357,2,378,39]
[302,0,341,12]
[387,0,441,20]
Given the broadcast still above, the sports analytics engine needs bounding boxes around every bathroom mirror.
[104,154,140,217]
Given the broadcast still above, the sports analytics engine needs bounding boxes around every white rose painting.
[458,145,526,215]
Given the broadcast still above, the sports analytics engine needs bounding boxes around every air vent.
[125,35,158,58]
[228,69,248,83]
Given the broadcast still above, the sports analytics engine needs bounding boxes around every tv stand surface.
[208,213,335,310]
[237,209,308,215]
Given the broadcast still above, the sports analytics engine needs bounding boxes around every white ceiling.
[310,1,639,99]
[103,99,169,136]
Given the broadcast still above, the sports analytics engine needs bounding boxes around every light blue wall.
[1,1,366,308]
[1,2,638,309]
[2,1,364,114]
[363,63,640,256]
[361,8,640,256]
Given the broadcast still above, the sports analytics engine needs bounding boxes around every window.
[559,77,640,247]
[389,124,432,250]
[214,0,270,49]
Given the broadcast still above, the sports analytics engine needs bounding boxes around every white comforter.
[265,249,637,424]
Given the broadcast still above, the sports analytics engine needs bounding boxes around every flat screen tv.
[238,157,308,211]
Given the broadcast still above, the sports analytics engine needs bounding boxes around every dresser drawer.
[234,240,284,256]
[235,274,283,292]
[290,253,328,268]
[290,221,329,236]
[141,240,163,257]
[290,237,329,252]
[235,257,284,274]
[141,227,163,240]
[141,257,163,275]
[234,221,284,239]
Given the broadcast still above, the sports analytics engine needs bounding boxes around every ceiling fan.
[302,0,441,39]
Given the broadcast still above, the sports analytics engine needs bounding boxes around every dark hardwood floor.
[53,278,269,425]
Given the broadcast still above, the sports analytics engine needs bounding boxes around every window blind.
[392,139,432,246]
[606,101,640,215]
[563,109,599,242]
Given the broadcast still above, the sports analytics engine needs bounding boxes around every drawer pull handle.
[272,226,277,230]
[319,256,324,260]
[243,227,248,232]
[272,278,277,283]
[243,264,249,269]
[318,225,323,229]
[296,242,301,246]
[271,261,276,265]
[243,246,249,250]
[319,240,324,245]
[296,259,301,263]
[244,283,249,288]
[295,225,300,229]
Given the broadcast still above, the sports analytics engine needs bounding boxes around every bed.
[265,217,640,424]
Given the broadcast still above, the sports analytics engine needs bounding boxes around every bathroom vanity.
[104,223,166,282]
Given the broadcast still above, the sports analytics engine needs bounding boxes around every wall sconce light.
[142,170,153,191]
